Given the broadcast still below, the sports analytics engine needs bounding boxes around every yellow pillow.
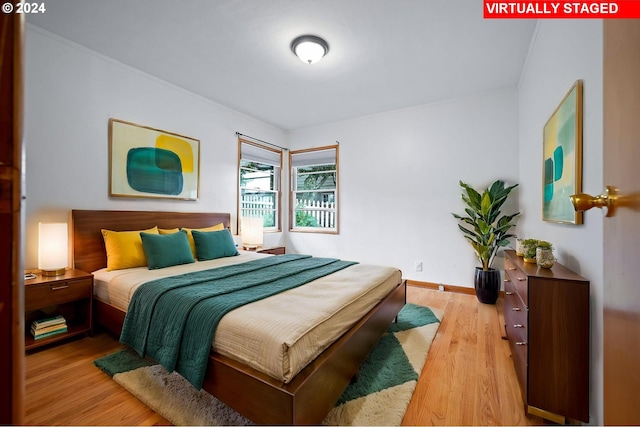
[158,228,179,235]
[182,223,225,257]
[101,226,159,271]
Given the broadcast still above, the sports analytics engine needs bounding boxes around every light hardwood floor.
[24,286,546,426]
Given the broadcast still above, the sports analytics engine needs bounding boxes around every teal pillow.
[192,229,239,261]
[140,230,195,269]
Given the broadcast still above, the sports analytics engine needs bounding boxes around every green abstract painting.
[542,80,583,224]
[109,119,200,200]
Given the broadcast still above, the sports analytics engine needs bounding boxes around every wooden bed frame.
[71,209,406,425]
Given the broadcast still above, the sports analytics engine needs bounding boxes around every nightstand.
[24,269,93,350]
[257,246,286,255]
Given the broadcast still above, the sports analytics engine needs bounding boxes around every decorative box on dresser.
[503,249,590,424]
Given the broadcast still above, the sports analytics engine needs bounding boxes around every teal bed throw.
[120,254,357,389]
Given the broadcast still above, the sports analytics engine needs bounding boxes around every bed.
[72,209,406,425]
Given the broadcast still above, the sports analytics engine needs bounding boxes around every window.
[238,139,282,231]
[290,145,338,233]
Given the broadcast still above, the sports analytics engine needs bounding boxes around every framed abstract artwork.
[542,80,583,224]
[109,119,200,200]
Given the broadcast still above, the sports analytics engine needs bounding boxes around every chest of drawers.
[503,250,590,423]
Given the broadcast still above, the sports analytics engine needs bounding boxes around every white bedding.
[93,251,402,382]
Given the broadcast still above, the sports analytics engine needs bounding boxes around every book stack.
[31,315,67,340]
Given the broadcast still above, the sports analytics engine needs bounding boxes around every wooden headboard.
[71,210,231,273]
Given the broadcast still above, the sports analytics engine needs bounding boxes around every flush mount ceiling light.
[290,35,329,65]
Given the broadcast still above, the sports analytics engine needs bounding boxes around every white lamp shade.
[291,35,329,64]
[241,217,263,249]
[294,41,326,64]
[38,222,68,275]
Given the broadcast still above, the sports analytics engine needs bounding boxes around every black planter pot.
[474,267,500,304]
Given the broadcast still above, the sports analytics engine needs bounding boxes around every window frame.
[238,138,282,233]
[289,144,339,234]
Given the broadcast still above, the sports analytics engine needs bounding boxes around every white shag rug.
[98,304,442,426]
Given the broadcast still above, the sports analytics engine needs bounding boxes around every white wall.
[287,88,520,287]
[518,20,603,424]
[24,25,286,268]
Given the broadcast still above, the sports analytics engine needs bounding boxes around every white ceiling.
[27,0,537,131]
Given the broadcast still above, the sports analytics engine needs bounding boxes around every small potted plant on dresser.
[536,240,555,268]
[515,238,525,256]
[521,238,539,263]
[452,179,520,304]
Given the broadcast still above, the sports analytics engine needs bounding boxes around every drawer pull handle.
[51,285,69,291]
[504,278,509,282]
[508,267,516,271]
[518,277,526,281]
[512,307,521,311]
[505,291,514,295]
[516,341,527,346]
[513,324,524,328]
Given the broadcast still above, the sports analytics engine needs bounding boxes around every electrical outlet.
[438,284,445,292]
[415,261,423,272]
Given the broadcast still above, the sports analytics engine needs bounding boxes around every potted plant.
[452,180,520,304]
[515,238,525,257]
[536,240,555,268]
[521,238,539,263]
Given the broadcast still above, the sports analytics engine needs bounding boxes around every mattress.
[93,250,402,382]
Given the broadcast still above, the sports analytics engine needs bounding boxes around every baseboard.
[406,280,505,298]
[406,280,475,295]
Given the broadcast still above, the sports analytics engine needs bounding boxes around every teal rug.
[94,303,441,426]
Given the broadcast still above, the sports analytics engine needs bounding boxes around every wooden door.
[603,20,640,425]
[0,11,25,425]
